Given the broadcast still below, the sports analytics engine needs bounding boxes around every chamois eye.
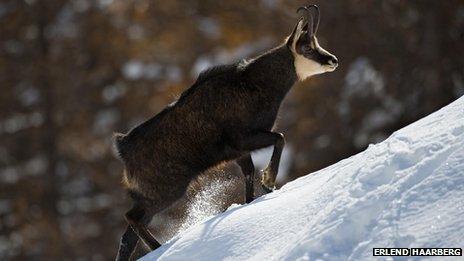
[303,45,313,53]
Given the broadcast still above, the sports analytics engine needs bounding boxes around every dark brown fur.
[116,44,295,195]
[114,8,338,257]
[115,43,297,260]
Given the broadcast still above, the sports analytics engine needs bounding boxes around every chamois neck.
[243,44,297,97]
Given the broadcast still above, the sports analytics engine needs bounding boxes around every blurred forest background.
[1,0,464,260]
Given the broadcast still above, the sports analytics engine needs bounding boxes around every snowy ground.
[142,96,464,260]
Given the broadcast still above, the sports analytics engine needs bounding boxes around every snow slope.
[142,96,464,261]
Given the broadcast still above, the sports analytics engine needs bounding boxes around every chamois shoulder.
[194,63,238,86]
[175,63,239,104]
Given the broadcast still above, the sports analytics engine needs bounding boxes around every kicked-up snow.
[142,96,464,260]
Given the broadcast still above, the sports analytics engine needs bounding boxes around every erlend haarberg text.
[373,248,462,256]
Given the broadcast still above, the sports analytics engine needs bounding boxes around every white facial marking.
[294,54,326,81]
[291,34,337,81]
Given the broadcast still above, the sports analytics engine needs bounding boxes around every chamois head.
[287,5,338,81]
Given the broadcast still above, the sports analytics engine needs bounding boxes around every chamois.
[115,4,338,260]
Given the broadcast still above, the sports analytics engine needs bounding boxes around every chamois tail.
[113,132,128,161]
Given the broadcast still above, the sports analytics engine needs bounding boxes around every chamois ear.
[286,17,306,51]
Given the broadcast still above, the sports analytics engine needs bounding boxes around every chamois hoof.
[245,196,255,204]
[261,184,275,194]
[260,168,276,194]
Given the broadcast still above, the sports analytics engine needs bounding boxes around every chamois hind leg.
[125,204,160,251]
[236,154,255,203]
[115,225,139,261]
[115,203,159,261]
[115,174,192,260]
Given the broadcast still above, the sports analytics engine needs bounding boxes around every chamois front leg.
[230,131,284,193]
[260,133,284,193]
[236,154,255,203]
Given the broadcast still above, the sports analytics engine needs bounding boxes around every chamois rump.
[115,5,338,260]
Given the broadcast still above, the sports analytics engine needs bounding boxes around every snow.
[102,83,127,103]
[0,112,44,134]
[122,60,163,80]
[17,85,40,106]
[93,108,119,135]
[0,155,47,184]
[121,60,181,82]
[197,17,221,39]
[141,96,464,261]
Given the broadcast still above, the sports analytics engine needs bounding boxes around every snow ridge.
[142,96,464,261]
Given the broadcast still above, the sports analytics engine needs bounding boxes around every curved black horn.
[307,4,320,34]
[297,6,314,37]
